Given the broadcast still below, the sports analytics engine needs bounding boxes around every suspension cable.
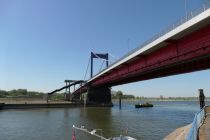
[83,57,91,81]
[108,52,119,60]
[92,52,119,64]
[81,52,118,87]
[99,59,105,72]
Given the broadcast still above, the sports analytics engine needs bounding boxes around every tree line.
[111,90,135,99]
[1,89,208,101]
[0,89,44,98]
[0,89,66,100]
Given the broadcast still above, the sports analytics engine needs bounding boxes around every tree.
[0,90,8,97]
[116,91,123,97]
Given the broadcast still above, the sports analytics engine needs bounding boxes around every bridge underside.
[109,54,210,86]
[92,24,210,86]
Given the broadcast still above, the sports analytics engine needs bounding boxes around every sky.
[0,0,210,97]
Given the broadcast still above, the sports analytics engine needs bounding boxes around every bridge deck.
[199,106,210,140]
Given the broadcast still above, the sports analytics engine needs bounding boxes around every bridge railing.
[186,105,209,140]
[91,4,210,79]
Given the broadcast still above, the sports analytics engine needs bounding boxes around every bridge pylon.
[91,52,109,78]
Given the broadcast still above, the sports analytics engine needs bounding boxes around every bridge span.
[69,6,210,105]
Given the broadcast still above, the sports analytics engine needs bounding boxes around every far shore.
[112,98,210,102]
[1,98,209,105]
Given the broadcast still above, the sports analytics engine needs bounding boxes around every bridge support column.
[72,93,81,101]
[87,86,112,106]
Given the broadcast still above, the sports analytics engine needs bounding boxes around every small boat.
[72,125,137,140]
[135,102,153,108]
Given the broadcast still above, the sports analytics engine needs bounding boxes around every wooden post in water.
[199,89,205,109]
[84,92,87,107]
[119,96,121,109]
[46,94,49,104]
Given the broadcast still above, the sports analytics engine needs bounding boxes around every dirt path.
[199,106,210,140]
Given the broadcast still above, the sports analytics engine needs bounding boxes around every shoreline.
[163,124,191,140]
[112,99,210,102]
[0,101,113,109]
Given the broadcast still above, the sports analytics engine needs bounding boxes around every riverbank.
[112,98,210,102]
[0,100,113,109]
[163,124,191,140]
[0,98,207,109]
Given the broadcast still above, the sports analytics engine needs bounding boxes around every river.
[0,101,209,140]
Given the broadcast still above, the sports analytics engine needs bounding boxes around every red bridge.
[52,7,210,105]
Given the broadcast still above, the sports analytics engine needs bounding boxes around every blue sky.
[0,0,209,97]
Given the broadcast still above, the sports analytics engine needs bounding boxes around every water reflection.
[0,101,209,140]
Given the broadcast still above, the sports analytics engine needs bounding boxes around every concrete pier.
[87,86,112,105]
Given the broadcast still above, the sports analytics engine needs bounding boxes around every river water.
[0,101,209,140]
